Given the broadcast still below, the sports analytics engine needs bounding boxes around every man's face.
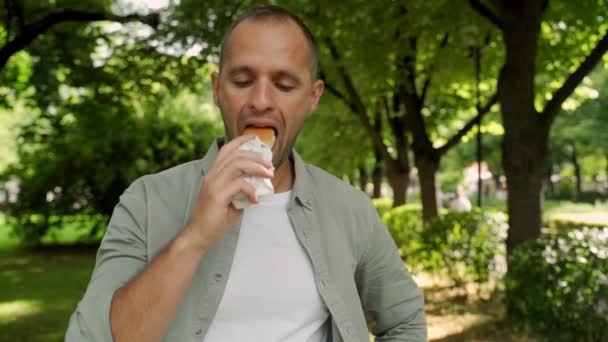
[211,18,324,168]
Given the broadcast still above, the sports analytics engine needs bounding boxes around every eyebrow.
[227,66,255,78]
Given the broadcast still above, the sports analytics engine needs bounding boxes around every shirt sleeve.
[65,178,148,341]
[355,201,427,342]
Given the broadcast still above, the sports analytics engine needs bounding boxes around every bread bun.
[243,126,276,147]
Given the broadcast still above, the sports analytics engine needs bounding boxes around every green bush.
[372,197,395,219]
[419,209,508,286]
[506,227,608,341]
[380,204,507,285]
[548,179,577,201]
[6,213,107,246]
[546,180,607,203]
[382,204,424,265]
[577,191,608,204]
[4,95,221,245]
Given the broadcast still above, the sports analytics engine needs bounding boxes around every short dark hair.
[219,5,319,79]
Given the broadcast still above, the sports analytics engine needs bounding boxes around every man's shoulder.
[132,159,203,195]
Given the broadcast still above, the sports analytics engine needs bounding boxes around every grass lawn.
[0,247,96,342]
[2,245,537,342]
[2,199,603,342]
[0,214,97,342]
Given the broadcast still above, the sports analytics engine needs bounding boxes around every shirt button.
[214,273,223,281]
[194,328,203,335]
[321,279,327,288]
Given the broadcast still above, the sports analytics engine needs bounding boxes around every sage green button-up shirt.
[65,139,426,342]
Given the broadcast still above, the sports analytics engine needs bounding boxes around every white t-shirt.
[450,196,472,212]
[203,191,330,341]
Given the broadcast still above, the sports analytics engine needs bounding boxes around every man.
[450,185,472,212]
[66,5,426,342]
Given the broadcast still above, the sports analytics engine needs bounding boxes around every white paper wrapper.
[231,136,274,209]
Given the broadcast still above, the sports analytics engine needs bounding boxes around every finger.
[217,135,257,159]
[215,150,273,175]
[218,161,274,185]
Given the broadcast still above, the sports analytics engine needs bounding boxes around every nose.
[248,80,274,113]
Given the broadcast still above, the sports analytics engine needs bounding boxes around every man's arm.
[65,135,273,341]
[355,202,427,341]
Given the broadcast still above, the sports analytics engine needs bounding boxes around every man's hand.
[186,135,274,250]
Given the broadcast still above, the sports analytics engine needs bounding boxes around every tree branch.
[4,0,16,45]
[469,0,503,29]
[437,92,498,156]
[421,33,449,104]
[542,29,608,123]
[323,36,394,164]
[382,95,410,167]
[0,9,160,70]
[11,0,25,30]
[319,69,350,105]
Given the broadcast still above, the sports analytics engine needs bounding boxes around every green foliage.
[371,197,394,219]
[381,204,424,265]
[506,227,608,341]
[5,214,107,247]
[379,203,507,285]
[297,98,371,178]
[420,209,508,286]
[4,89,222,245]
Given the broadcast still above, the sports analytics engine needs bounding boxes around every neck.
[272,155,295,193]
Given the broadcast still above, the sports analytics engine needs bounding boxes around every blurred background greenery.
[1,0,607,341]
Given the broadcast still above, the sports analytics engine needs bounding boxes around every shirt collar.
[201,138,313,210]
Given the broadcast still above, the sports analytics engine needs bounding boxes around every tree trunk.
[358,166,369,194]
[415,154,440,221]
[496,0,546,256]
[571,144,582,200]
[372,150,383,198]
[503,128,548,254]
[387,166,409,207]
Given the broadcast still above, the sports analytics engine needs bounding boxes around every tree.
[0,0,159,72]
[304,1,502,219]
[1,0,222,244]
[549,65,608,200]
[470,0,608,253]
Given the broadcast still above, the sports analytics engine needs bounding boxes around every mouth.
[242,119,279,139]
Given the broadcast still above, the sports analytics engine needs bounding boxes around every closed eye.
[233,80,252,87]
[276,83,295,92]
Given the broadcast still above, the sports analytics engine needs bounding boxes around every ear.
[308,79,325,113]
[211,71,220,105]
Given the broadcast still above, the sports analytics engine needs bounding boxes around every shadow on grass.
[0,246,97,342]
[423,283,539,342]
[431,318,536,342]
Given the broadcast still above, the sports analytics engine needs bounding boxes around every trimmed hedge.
[506,227,608,341]
[548,214,608,232]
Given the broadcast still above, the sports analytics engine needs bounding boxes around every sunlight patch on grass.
[427,313,492,340]
[551,212,608,225]
[0,299,43,323]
